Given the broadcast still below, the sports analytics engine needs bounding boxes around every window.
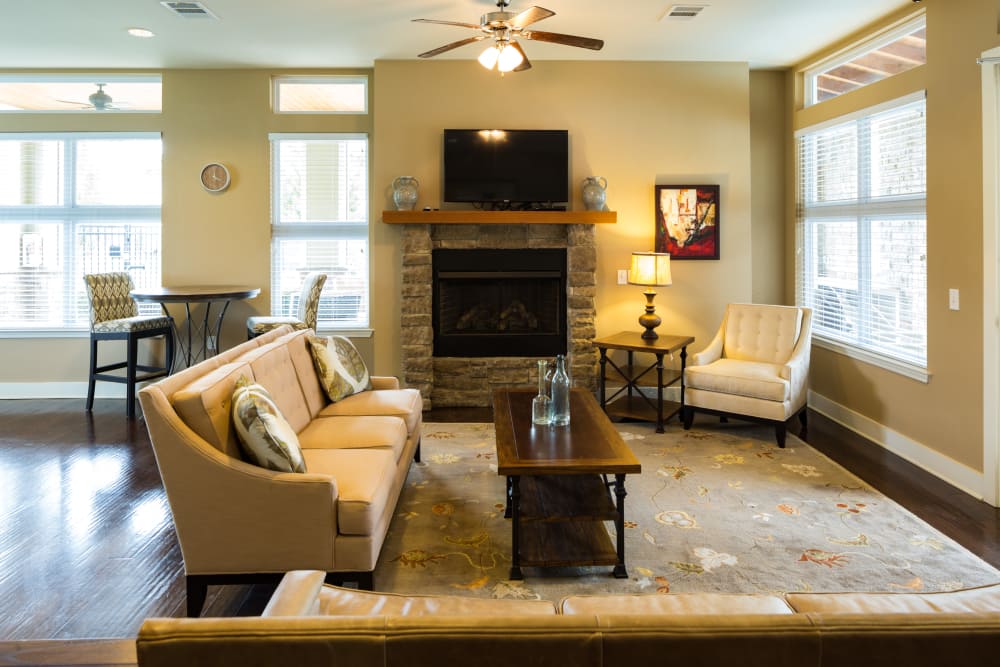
[795,93,927,378]
[0,74,162,112]
[805,15,925,106]
[273,76,367,114]
[269,134,369,330]
[0,133,162,332]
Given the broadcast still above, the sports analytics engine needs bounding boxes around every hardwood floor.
[0,399,997,665]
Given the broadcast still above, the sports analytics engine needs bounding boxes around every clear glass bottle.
[531,359,551,426]
[549,354,571,426]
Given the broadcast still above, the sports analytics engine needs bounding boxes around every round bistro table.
[130,285,260,371]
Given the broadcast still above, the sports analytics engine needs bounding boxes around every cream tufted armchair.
[247,272,327,338]
[682,303,812,447]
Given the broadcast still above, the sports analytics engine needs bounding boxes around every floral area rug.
[374,422,999,601]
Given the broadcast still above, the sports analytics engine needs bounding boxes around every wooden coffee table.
[493,388,641,580]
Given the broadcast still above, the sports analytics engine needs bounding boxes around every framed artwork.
[655,185,720,259]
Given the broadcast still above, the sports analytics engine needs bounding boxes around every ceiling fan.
[58,83,123,111]
[413,1,604,73]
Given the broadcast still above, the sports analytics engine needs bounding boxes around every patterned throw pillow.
[308,335,372,402]
[231,376,306,473]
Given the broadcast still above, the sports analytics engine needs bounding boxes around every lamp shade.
[478,45,500,69]
[628,252,672,287]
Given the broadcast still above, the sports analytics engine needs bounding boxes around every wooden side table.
[592,331,695,433]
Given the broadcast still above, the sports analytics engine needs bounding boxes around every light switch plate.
[617,269,629,285]
[949,288,960,311]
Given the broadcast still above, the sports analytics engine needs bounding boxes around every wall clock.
[200,162,231,192]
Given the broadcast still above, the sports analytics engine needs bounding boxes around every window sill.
[813,336,930,383]
[316,327,373,339]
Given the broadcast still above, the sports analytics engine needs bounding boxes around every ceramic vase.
[392,176,419,211]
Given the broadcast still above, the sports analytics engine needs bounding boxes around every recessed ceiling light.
[127,27,156,38]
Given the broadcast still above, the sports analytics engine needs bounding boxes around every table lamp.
[628,251,672,340]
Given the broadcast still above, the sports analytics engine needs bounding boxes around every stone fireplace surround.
[400,223,597,409]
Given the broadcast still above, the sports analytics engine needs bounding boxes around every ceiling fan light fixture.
[497,43,524,72]
[478,45,500,69]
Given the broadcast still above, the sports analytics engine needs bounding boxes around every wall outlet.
[617,269,629,285]
[949,288,960,311]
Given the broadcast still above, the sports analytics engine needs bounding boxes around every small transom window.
[0,75,162,113]
[273,76,368,114]
[805,15,925,107]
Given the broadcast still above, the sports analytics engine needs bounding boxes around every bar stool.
[247,272,327,338]
[84,272,174,418]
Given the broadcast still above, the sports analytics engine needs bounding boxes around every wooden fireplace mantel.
[381,210,616,225]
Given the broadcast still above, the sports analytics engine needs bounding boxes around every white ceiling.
[0,0,917,71]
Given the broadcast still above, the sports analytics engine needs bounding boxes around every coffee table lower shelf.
[518,521,619,568]
[509,474,622,573]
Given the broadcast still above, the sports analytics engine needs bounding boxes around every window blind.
[796,93,927,371]
[0,133,162,332]
[269,134,369,329]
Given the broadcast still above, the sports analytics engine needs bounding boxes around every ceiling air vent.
[660,4,708,21]
[160,1,218,19]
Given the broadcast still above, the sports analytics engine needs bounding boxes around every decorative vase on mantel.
[581,176,607,211]
[392,176,419,211]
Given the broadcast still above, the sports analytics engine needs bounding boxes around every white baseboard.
[0,382,125,399]
[808,390,986,501]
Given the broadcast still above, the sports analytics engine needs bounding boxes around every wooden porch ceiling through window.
[816,28,926,101]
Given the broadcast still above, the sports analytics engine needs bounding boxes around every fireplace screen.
[433,248,567,357]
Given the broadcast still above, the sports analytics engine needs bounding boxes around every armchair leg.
[414,439,421,463]
[681,406,694,430]
[186,576,208,617]
[775,422,787,449]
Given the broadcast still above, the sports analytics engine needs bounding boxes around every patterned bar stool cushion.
[84,272,174,418]
[247,272,327,338]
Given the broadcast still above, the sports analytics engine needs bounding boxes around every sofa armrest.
[263,570,327,616]
[139,388,342,573]
[370,376,400,390]
[779,308,812,409]
[690,318,726,367]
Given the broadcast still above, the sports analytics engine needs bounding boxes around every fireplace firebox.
[432,248,567,358]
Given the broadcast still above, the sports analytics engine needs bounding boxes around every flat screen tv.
[443,129,568,206]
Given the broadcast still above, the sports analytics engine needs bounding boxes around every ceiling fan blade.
[522,30,604,51]
[510,41,532,72]
[418,35,488,58]
[510,6,555,29]
[412,18,482,30]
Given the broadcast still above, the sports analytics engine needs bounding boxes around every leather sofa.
[138,326,422,616]
[136,570,1000,666]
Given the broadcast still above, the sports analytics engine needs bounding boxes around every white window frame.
[269,132,370,334]
[0,132,162,337]
[795,91,928,382]
[272,75,368,115]
[803,12,925,108]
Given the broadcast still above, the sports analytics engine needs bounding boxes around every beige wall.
[788,0,1000,472]
[0,60,786,401]
[749,70,789,305]
[371,59,755,378]
[0,68,374,385]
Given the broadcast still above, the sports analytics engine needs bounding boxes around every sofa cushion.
[302,448,396,536]
[318,388,423,435]
[308,335,372,403]
[298,415,408,461]
[560,593,794,615]
[786,583,1000,614]
[232,377,307,474]
[170,361,252,458]
[315,584,557,616]
[685,358,789,402]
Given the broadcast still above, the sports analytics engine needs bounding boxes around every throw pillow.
[308,335,373,403]
[231,376,307,473]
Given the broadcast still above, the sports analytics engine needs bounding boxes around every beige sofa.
[137,570,1000,667]
[138,326,422,616]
